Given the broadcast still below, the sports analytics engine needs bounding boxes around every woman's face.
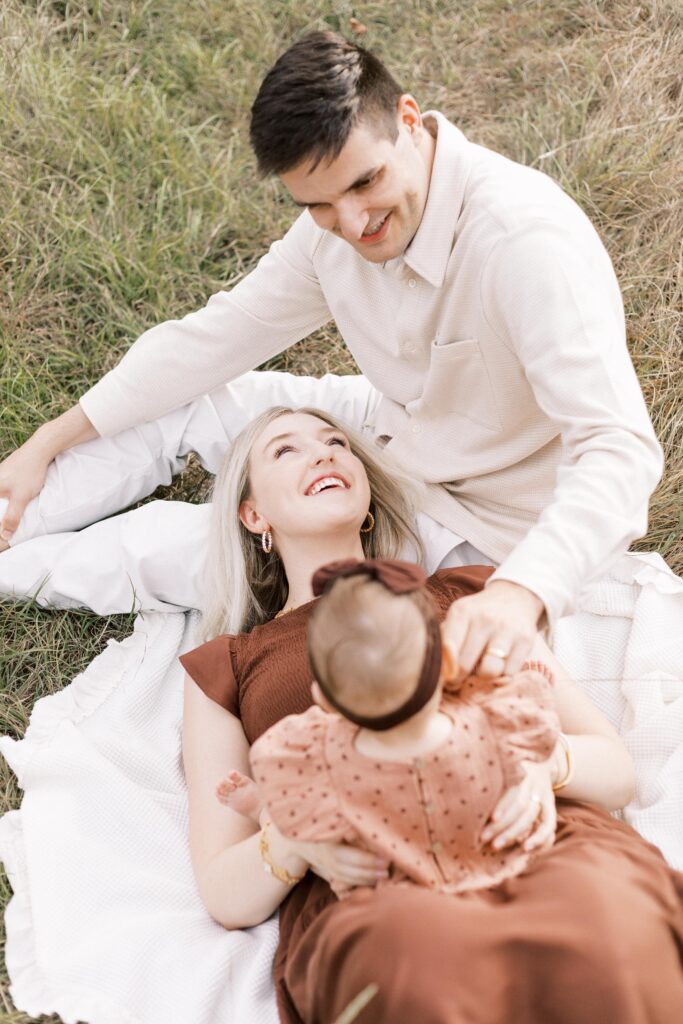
[240,412,372,546]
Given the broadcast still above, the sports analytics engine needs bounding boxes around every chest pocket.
[411,338,502,433]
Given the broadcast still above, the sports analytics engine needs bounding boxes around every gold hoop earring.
[360,510,375,534]
[261,529,273,553]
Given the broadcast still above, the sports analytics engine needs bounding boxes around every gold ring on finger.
[485,647,509,660]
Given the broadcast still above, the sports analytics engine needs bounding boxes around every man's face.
[280,97,433,264]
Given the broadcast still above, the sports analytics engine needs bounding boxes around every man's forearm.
[34,402,99,457]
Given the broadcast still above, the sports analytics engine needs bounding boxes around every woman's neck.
[279,533,366,610]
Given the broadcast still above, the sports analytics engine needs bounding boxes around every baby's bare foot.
[215,769,263,822]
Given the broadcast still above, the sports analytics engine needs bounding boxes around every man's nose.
[336,201,369,242]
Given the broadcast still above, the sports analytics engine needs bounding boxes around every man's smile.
[358,212,392,244]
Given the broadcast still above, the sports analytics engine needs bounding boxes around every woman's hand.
[480,757,556,854]
[267,822,390,889]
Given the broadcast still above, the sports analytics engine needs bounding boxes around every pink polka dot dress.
[250,663,560,899]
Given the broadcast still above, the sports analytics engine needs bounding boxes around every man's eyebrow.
[263,426,339,451]
[291,166,382,207]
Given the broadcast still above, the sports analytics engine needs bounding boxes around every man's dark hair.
[249,31,404,177]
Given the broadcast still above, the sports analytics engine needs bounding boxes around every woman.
[180,405,683,1024]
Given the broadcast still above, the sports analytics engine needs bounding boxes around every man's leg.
[1,371,381,545]
[0,501,211,613]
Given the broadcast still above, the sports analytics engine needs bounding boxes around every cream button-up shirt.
[79,111,663,626]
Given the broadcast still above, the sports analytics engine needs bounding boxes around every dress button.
[411,424,421,435]
[431,841,442,853]
[414,758,424,769]
[424,803,435,815]
[408,278,417,288]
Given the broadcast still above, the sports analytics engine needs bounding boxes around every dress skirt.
[276,799,683,1023]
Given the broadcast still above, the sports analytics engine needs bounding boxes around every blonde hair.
[199,406,425,640]
[308,576,433,719]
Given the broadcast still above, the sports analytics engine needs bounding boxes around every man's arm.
[443,219,662,681]
[0,404,97,543]
[79,211,331,437]
[480,221,663,627]
[0,212,331,543]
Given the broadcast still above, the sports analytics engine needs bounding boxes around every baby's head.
[307,560,454,731]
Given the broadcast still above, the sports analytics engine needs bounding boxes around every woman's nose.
[312,445,335,464]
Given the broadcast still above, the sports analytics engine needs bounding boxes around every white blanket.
[0,543,682,1024]
[0,608,280,1024]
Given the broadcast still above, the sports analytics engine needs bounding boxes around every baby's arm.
[215,769,265,824]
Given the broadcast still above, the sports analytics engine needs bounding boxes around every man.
[0,31,662,680]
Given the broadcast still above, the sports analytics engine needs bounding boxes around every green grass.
[1,0,682,1019]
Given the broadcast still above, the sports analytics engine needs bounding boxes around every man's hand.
[0,404,98,548]
[0,434,54,547]
[441,579,545,682]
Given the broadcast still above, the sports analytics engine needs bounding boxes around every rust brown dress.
[180,566,683,1024]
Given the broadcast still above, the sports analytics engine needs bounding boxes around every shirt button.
[411,424,421,434]
[431,841,442,853]
[408,278,417,288]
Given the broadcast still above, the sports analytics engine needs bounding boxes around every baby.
[217,558,561,898]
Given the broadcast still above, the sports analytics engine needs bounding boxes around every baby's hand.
[215,769,264,823]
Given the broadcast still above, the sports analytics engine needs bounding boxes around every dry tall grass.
[0,1,681,1019]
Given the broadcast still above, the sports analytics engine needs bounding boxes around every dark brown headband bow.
[308,558,442,732]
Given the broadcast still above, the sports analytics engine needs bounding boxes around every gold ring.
[485,647,508,660]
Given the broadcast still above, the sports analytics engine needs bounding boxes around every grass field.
[1,0,682,1018]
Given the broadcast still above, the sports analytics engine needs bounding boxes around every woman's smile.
[305,473,350,496]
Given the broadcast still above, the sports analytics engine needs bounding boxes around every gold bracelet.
[259,821,306,887]
[552,732,574,792]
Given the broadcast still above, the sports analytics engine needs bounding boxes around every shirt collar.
[400,111,473,289]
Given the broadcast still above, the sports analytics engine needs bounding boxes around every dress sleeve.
[430,565,497,605]
[249,707,354,845]
[471,668,561,789]
[179,635,239,716]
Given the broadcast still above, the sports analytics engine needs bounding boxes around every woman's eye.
[274,445,294,458]
[328,437,347,447]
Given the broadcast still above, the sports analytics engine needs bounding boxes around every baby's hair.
[307,575,439,721]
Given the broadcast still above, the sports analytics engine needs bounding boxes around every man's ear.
[311,680,336,714]
[396,93,423,134]
[239,498,268,535]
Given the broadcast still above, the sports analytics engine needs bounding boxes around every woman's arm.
[182,673,308,929]
[529,634,636,811]
[183,674,390,928]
